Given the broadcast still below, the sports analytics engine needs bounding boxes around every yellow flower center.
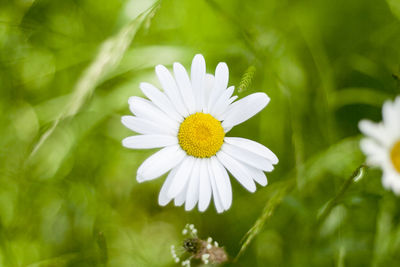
[178,113,225,158]
[391,141,400,173]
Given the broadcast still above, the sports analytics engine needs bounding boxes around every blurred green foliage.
[1,0,400,266]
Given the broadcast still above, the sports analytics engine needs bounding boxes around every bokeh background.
[1,0,400,266]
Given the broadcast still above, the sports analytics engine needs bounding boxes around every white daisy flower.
[121,54,278,213]
[359,96,400,194]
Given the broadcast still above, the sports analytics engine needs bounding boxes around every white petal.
[207,62,229,114]
[185,158,201,211]
[121,116,172,135]
[211,86,235,119]
[208,158,224,213]
[206,63,229,112]
[360,138,388,166]
[216,150,257,192]
[198,160,212,212]
[140,82,183,122]
[383,100,400,132]
[395,96,400,113]
[155,65,189,117]
[382,171,392,189]
[391,179,400,195]
[173,62,196,114]
[158,167,178,206]
[210,157,232,210]
[168,156,195,198]
[392,183,400,195]
[174,181,189,206]
[358,120,391,147]
[242,163,268,186]
[224,137,279,164]
[228,95,238,104]
[215,62,229,91]
[128,96,179,134]
[202,74,214,113]
[137,145,185,182]
[383,171,400,195]
[122,135,177,149]
[191,54,206,112]
[222,93,270,129]
[221,143,274,172]
[207,86,222,113]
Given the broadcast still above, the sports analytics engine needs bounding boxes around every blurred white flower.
[359,96,400,194]
[121,54,278,212]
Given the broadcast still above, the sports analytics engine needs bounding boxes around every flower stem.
[317,164,367,224]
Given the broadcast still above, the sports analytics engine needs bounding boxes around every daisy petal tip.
[158,198,171,207]
[258,92,271,106]
[265,165,274,172]
[136,174,145,183]
[223,202,232,211]
[121,138,129,148]
[155,64,169,77]
[167,188,177,199]
[184,204,194,212]
[192,54,206,70]
[158,202,167,207]
[248,185,257,193]
[358,119,372,132]
[173,62,183,70]
[258,176,268,187]
[121,116,129,125]
[155,64,164,71]
[216,62,228,72]
[198,205,207,213]
[357,119,366,128]
[216,208,224,214]
[193,53,205,61]
[128,96,136,105]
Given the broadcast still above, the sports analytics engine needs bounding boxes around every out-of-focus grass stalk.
[0,222,16,267]
[29,1,161,159]
[337,245,346,267]
[371,194,397,267]
[204,0,265,61]
[27,253,80,267]
[96,231,108,265]
[238,66,256,93]
[279,81,306,189]
[331,88,393,109]
[26,232,108,266]
[296,22,336,144]
[236,137,363,260]
[235,179,295,261]
[317,164,367,224]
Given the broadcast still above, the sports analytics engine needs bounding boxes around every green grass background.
[1,0,400,266]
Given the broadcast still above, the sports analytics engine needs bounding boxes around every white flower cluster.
[170,245,180,263]
[170,223,227,266]
[182,224,197,236]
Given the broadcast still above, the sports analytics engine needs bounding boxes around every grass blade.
[235,180,294,261]
[29,1,161,159]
